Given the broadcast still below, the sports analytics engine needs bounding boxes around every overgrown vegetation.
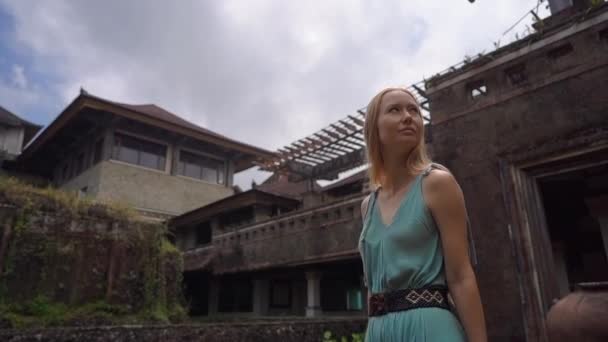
[322,330,364,342]
[0,176,186,328]
[0,176,137,221]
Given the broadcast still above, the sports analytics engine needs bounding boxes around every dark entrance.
[538,164,608,296]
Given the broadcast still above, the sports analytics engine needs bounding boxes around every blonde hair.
[363,87,431,188]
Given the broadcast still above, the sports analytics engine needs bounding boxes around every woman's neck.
[382,151,415,196]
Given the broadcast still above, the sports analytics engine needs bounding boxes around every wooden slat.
[334,140,359,151]
[323,128,341,140]
[344,137,365,147]
[331,124,349,136]
[412,84,428,99]
[304,138,343,158]
[314,134,353,154]
[348,115,364,126]
[314,133,333,143]
[297,156,322,165]
[340,120,358,132]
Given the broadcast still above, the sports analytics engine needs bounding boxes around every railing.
[183,193,368,273]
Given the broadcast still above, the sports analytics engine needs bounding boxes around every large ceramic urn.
[546,282,608,342]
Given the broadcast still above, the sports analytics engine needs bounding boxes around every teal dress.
[359,165,466,342]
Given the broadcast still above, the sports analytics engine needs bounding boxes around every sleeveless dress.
[359,164,466,342]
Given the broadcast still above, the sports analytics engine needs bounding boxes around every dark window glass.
[270,280,291,308]
[112,133,167,171]
[178,150,224,184]
[195,222,212,245]
[218,276,253,312]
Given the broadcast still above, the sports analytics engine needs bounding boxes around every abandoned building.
[171,110,370,318]
[172,2,608,341]
[0,106,41,160]
[12,90,275,220]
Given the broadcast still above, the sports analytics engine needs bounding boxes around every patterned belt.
[368,285,451,317]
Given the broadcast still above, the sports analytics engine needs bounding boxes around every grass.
[0,176,138,221]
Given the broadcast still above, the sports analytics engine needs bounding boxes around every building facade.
[15,90,275,220]
[173,2,608,341]
[425,3,608,340]
[0,106,41,159]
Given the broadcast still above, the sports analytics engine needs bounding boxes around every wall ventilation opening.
[467,80,488,99]
[505,63,528,86]
[547,43,574,60]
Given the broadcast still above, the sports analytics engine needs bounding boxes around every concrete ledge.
[0,318,368,342]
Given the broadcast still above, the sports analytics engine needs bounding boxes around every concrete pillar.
[208,277,219,315]
[305,271,322,317]
[253,278,269,316]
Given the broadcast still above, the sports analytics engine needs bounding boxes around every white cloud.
[11,64,27,89]
[0,0,549,188]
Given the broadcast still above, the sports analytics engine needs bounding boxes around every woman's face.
[377,90,423,154]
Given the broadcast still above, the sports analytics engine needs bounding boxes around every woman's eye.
[389,107,399,113]
[408,106,419,113]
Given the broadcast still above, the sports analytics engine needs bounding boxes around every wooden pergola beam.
[330,124,350,136]
[323,128,341,140]
[348,115,364,126]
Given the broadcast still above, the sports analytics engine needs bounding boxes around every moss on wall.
[0,177,185,328]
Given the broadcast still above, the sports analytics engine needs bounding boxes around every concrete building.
[173,2,608,341]
[14,90,275,220]
[0,106,41,159]
[171,112,369,319]
[425,2,608,340]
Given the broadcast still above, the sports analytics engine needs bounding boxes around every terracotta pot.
[546,282,608,342]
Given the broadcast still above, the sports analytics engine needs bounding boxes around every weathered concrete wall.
[426,15,608,342]
[0,179,184,328]
[97,161,234,216]
[0,318,367,342]
[61,162,103,196]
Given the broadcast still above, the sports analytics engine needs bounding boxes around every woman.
[358,87,487,341]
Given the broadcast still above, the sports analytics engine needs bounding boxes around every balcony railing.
[183,192,367,273]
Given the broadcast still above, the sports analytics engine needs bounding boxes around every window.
[218,276,253,312]
[112,133,167,171]
[467,80,487,99]
[177,150,225,184]
[93,138,104,164]
[505,63,528,86]
[599,28,608,44]
[346,288,363,311]
[195,222,212,245]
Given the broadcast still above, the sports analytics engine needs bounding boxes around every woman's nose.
[400,109,412,122]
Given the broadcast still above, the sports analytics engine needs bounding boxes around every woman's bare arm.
[424,170,487,342]
[361,194,372,315]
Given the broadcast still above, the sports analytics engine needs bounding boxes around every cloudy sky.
[0,0,548,188]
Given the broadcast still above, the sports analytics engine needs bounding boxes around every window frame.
[176,148,226,185]
[111,131,168,172]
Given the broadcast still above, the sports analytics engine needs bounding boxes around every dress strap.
[363,188,379,222]
[422,162,448,177]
